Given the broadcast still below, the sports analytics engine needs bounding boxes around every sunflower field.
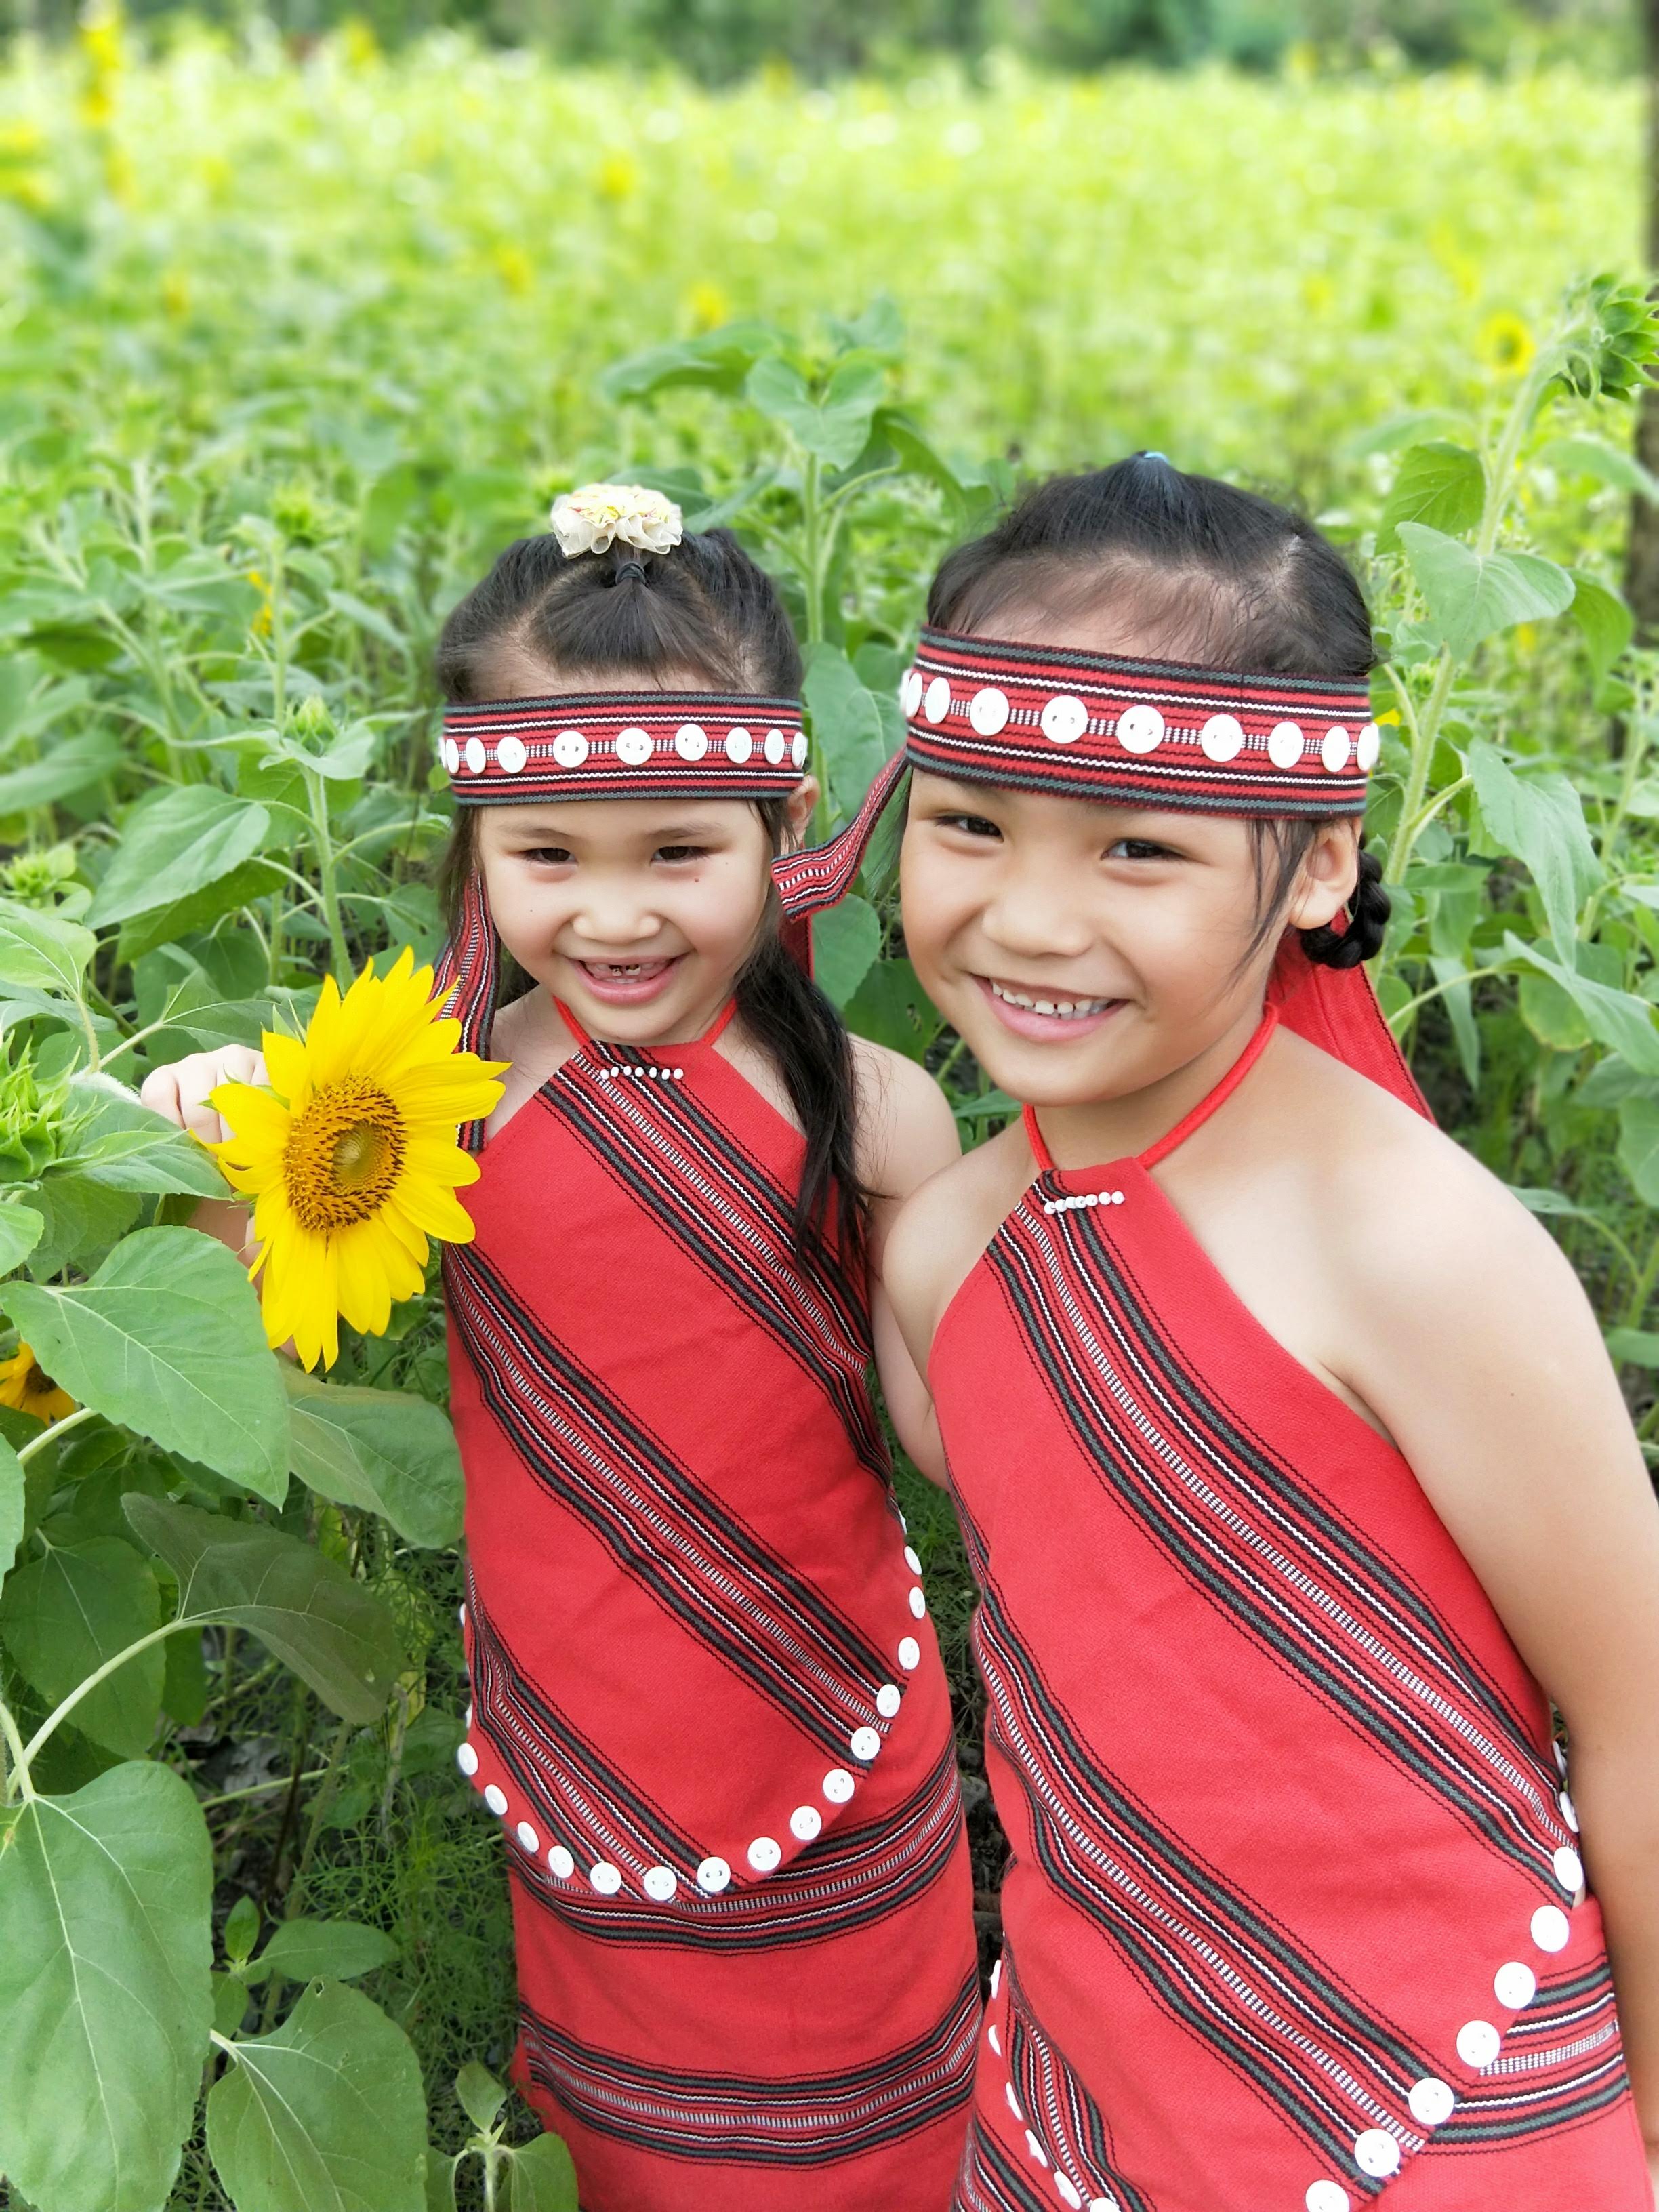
[0,20,1656,2212]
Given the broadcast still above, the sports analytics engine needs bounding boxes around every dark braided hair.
[926,455,1391,968]
[436,527,868,1269]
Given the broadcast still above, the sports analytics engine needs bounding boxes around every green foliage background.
[7,0,1638,75]
[0,22,1656,2212]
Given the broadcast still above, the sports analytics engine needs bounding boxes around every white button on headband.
[1040,694,1088,744]
[1199,712,1244,762]
[1116,703,1165,754]
[970,686,1010,735]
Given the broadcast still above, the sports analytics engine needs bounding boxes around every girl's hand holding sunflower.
[145,949,506,1372]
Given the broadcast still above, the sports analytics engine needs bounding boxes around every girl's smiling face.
[476,783,814,1044]
[901,771,1359,1109]
[900,598,1361,1111]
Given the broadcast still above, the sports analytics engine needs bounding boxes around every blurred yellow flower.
[338,16,380,68]
[0,1343,75,1425]
[246,569,273,634]
[1427,223,1479,303]
[77,1,124,130]
[491,243,533,295]
[162,268,190,317]
[1479,310,1534,375]
[0,167,52,211]
[103,144,135,204]
[0,121,43,157]
[684,280,729,331]
[596,152,638,201]
[77,5,124,80]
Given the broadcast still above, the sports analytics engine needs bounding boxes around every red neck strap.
[1023,1006,1281,1177]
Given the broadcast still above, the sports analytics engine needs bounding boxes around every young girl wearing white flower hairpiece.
[146,485,979,2212]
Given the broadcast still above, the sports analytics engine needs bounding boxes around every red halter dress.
[445,999,978,2212]
[933,1012,1650,2212]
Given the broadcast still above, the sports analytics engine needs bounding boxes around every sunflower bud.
[1552,276,1659,407]
[0,1040,71,1186]
[289,693,335,747]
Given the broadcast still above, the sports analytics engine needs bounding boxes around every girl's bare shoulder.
[484,988,577,1134]
[1254,1029,1589,1332]
[849,1036,960,1202]
[883,1116,1036,1343]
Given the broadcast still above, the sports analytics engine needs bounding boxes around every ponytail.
[1300,845,1391,969]
[1245,823,1391,972]
[734,909,867,1270]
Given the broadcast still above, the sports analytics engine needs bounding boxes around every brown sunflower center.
[26,1363,54,1397]
[283,1080,405,1233]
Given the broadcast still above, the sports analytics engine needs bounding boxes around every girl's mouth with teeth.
[572,954,683,1006]
[977,974,1124,1041]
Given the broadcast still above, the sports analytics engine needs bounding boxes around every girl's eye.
[1106,838,1179,862]
[521,846,574,866]
[655,845,708,865]
[936,813,1003,840]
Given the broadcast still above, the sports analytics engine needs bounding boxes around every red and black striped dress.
[933,1012,1651,2212]
[445,1002,979,2212]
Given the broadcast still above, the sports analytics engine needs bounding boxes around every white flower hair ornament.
[549,482,684,560]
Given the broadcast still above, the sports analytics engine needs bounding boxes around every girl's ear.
[783,775,820,853]
[1283,819,1361,934]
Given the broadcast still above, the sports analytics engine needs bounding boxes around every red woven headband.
[901,627,1379,816]
[440,691,808,802]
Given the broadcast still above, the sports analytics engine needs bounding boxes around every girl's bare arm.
[855,1043,961,1484]
[1346,1146,1659,2177]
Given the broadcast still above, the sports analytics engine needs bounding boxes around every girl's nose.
[981,861,1096,962]
[570,890,663,947]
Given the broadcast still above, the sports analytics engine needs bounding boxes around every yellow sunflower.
[210,948,508,1372]
[1478,310,1535,377]
[0,1342,75,1424]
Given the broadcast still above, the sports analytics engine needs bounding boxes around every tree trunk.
[1625,0,1659,638]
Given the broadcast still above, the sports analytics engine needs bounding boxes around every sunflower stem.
[73,990,102,1075]
[22,1618,192,1763]
[16,1404,96,1464]
[302,764,353,987]
[0,1698,35,1803]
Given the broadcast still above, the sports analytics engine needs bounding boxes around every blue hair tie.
[1141,450,1172,464]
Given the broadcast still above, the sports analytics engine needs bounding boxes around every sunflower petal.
[261,1032,310,1102]
[392,1180,478,1242]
